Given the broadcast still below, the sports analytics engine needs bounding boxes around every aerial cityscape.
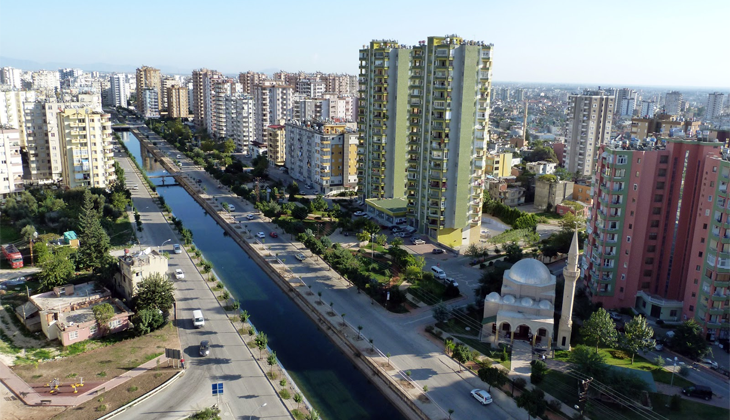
[0,1,728,420]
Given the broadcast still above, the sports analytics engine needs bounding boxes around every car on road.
[354,211,366,217]
[432,248,445,254]
[175,269,185,279]
[226,204,236,212]
[246,213,256,220]
[295,253,307,262]
[444,277,459,287]
[176,154,182,159]
[270,231,278,238]
[412,238,425,245]
[654,343,664,351]
[700,358,719,369]
[608,312,622,321]
[199,340,210,357]
[256,232,266,239]
[173,244,182,254]
[470,389,493,405]
[682,385,712,400]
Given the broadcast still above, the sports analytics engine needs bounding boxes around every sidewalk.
[0,355,170,406]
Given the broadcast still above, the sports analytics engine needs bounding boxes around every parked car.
[175,269,185,280]
[470,389,493,405]
[226,204,236,212]
[256,232,266,239]
[176,154,182,159]
[700,358,719,369]
[246,214,256,220]
[682,385,712,400]
[199,340,210,357]
[654,343,664,351]
[270,231,278,238]
[432,248,445,254]
[609,312,622,321]
[444,277,459,287]
[354,211,366,217]
[412,237,425,245]
[295,253,307,261]
[173,244,182,254]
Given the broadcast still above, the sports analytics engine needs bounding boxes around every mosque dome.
[486,292,501,303]
[508,259,553,286]
[521,297,534,307]
[539,300,553,310]
[503,295,516,304]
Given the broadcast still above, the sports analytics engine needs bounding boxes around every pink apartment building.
[585,136,729,340]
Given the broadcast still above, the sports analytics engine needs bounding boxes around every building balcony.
[714,281,730,288]
[711,293,730,302]
[708,307,727,316]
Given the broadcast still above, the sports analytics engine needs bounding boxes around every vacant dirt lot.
[0,381,64,420]
[13,323,179,388]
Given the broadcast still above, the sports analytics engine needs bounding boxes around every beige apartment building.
[266,124,286,166]
[135,66,161,115]
[114,249,169,301]
[167,86,189,119]
[57,108,115,188]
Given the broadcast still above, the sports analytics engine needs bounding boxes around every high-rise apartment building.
[135,66,161,116]
[266,124,286,166]
[585,137,728,339]
[32,70,60,92]
[160,77,180,111]
[706,92,725,120]
[1,67,22,89]
[254,82,295,142]
[224,93,255,153]
[616,88,636,116]
[639,100,656,118]
[109,73,129,108]
[286,120,358,195]
[56,108,115,188]
[141,88,159,119]
[167,86,189,119]
[664,91,682,116]
[358,36,493,247]
[238,71,268,95]
[192,69,212,127]
[0,127,24,197]
[563,90,614,177]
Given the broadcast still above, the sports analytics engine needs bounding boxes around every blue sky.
[1,0,728,88]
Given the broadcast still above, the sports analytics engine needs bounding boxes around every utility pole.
[576,377,593,417]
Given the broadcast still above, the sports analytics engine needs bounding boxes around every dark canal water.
[120,132,405,420]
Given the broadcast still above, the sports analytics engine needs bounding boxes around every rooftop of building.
[118,248,164,268]
[30,282,110,311]
[59,299,131,330]
[604,133,725,152]
[365,197,408,214]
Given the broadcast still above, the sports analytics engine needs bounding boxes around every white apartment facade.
[32,70,60,92]
[706,92,725,120]
[0,127,24,197]
[224,93,255,153]
[141,88,159,119]
[1,67,22,89]
[664,91,682,116]
[563,90,614,177]
[109,74,129,108]
[254,83,295,142]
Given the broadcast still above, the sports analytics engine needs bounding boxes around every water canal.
[119,132,405,420]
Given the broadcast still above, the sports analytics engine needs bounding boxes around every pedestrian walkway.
[510,339,533,377]
[0,355,173,406]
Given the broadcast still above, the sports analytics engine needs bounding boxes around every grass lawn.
[489,228,539,245]
[104,217,136,246]
[408,276,447,305]
[0,223,21,243]
[456,337,511,370]
[13,323,179,384]
[554,347,694,388]
[648,393,729,420]
[536,212,562,220]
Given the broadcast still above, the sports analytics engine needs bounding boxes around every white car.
[701,359,719,369]
[444,277,459,288]
[173,244,182,254]
[470,389,493,405]
[295,253,307,262]
[246,214,256,220]
[226,204,236,212]
[354,211,366,217]
[256,232,266,239]
[412,238,425,245]
[175,269,185,280]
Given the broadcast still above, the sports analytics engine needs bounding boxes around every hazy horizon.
[1,0,728,89]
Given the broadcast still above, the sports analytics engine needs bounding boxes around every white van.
[431,266,446,280]
[192,310,205,328]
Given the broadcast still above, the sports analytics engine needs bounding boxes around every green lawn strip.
[456,337,511,370]
[596,348,694,387]
[408,277,447,305]
[648,393,729,420]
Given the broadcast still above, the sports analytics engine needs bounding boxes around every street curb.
[96,369,184,420]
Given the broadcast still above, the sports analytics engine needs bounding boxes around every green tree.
[478,366,508,391]
[581,308,618,353]
[432,303,450,323]
[671,319,710,360]
[310,195,328,212]
[559,212,584,232]
[255,331,268,359]
[391,237,403,248]
[530,360,548,384]
[404,265,423,282]
[504,242,523,263]
[93,303,115,335]
[110,191,129,211]
[267,351,277,375]
[305,409,320,420]
[134,273,175,314]
[374,234,387,246]
[620,315,656,364]
[516,388,547,420]
[286,181,300,197]
[33,241,51,265]
[292,205,309,220]
[220,139,236,154]
[38,249,75,291]
[569,345,608,379]
[356,231,370,242]
[452,344,472,371]
[77,190,111,273]
[133,308,165,336]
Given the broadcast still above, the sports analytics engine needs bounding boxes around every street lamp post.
[159,238,171,252]
[249,402,267,420]
[371,233,376,260]
[666,357,678,387]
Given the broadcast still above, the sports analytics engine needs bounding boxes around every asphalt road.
[113,155,289,420]
[140,131,527,420]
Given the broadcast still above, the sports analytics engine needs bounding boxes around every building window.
[660,156,669,163]
[658,168,666,176]
[643,270,653,276]
[713,167,717,172]
[649,233,658,240]
[633,184,638,191]
[708,195,713,202]
[696,265,701,271]
[627,236,631,243]
[645,258,654,264]
[699,251,703,257]
[641,282,650,289]
[691,292,696,297]
[652,207,661,215]
[69,331,78,340]
[703,223,708,229]
[689,305,694,311]
[669,310,678,317]
[620,287,624,292]
[654,194,663,202]
[110,319,121,329]
[90,324,98,335]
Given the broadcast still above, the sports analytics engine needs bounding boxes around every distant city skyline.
[1,0,728,89]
